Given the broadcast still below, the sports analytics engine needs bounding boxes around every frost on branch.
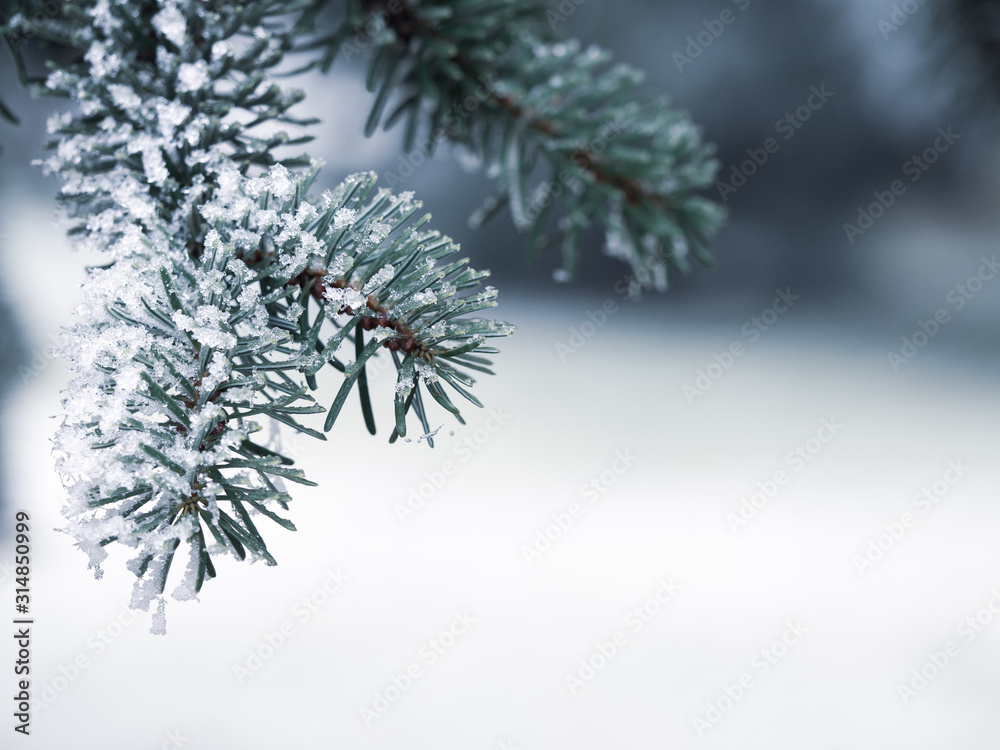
[55,166,325,628]
[36,0,511,632]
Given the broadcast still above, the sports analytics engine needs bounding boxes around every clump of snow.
[152,4,187,49]
[323,286,367,311]
[177,61,209,93]
[363,264,395,294]
[333,207,357,230]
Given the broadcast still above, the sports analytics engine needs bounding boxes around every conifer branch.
[1,0,729,632]
[7,0,511,631]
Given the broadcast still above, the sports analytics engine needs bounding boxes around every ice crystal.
[362,264,395,294]
[176,61,208,93]
[152,4,187,49]
[333,208,357,230]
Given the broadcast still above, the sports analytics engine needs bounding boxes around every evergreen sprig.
[4,1,726,291]
[14,0,510,631]
[303,0,725,291]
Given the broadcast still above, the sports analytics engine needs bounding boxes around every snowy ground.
[1,192,1000,749]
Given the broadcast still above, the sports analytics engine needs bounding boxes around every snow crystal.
[415,425,442,444]
[362,264,395,294]
[265,165,295,201]
[171,538,202,602]
[411,290,438,307]
[328,253,353,278]
[79,99,103,117]
[253,209,278,230]
[46,111,72,135]
[156,45,173,74]
[198,269,227,298]
[285,301,305,323]
[243,175,267,199]
[333,207,357,230]
[211,41,232,61]
[152,4,187,49]
[89,0,115,34]
[226,257,252,282]
[414,360,439,385]
[177,62,209,93]
[182,114,211,147]
[230,229,261,254]
[108,84,141,111]
[395,378,414,397]
[173,306,237,350]
[323,286,367,311]
[155,99,190,141]
[367,221,391,244]
[85,42,120,79]
[222,386,255,404]
[150,597,167,635]
[140,141,169,187]
[44,69,71,93]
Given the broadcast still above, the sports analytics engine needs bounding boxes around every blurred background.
[1,0,999,747]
